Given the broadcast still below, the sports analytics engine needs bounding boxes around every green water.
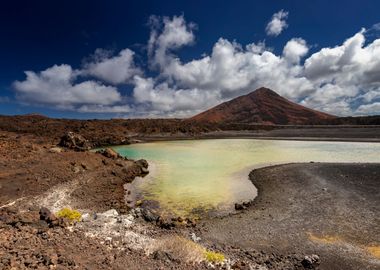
[113,139,380,217]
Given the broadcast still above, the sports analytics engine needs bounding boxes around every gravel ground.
[198,163,380,270]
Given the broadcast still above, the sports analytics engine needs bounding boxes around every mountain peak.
[190,87,336,125]
[248,87,279,97]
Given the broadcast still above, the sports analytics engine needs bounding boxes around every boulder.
[301,254,320,269]
[141,208,159,222]
[39,207,58,226]
[97,148,121,159]
[135,159,149,175]
[59,132,91,151]
[136,159,149,169]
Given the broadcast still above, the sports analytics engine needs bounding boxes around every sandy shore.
[197,163,380,270]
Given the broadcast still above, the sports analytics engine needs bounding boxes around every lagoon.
[113,139,380,217]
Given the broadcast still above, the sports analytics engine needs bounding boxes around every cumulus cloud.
[266,10,289,36]
[283,38,309,64]
[356,102,380,115]
[148,15,195,68]
[301,29,380,115]
[13,64,121,109]
[82,48,141,85]
[77,104,131,113]
[133,75,220,113]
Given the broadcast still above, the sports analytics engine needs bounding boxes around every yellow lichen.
[307,232,341,244]
[56,207,82,224]
[367,246,380,259]
[203,250,225,263]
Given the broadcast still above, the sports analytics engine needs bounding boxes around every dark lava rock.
[59,132,91,151]
[39,207,67,227]
[141,208,159,223]
[134,159,149,175]
[39,207,56,223]
[301,254,320,269]
[136,159,149,169]
[235,201,253,211]
[152,250,175,263]
[157,217,176,229]
[235,203,247,211]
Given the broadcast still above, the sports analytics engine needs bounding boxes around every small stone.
[235,203,246,211]
[49,147,62,153]
[191,233,201,242]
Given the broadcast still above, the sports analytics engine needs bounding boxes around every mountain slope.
[190,87,336,125]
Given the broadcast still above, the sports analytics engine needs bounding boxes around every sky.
[1,0,380,119]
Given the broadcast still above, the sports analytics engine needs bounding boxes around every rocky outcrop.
[136,159,149,174]
[0,207,68,229]
[59,132,91,151]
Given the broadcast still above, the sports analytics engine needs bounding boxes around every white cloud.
[77,104,131,113]
[82,48,141,85]
[133,75,220,113]
[370,22,380,31]
[148,15,195,68]
[266,10,289,36]
[283,38,309,64]
[13,64,121,109]
[301,29,380,115]
[356,102,380,115]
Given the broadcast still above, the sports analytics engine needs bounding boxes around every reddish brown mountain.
[190,87,336,125]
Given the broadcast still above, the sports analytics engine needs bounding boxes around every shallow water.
[113,139,380,217]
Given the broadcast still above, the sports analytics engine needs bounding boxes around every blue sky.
[1,0,380,118]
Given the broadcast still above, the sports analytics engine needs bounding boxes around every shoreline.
[197,162,380,270]
[136,135,380,144]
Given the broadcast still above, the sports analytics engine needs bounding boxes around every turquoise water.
[113,139,380,217]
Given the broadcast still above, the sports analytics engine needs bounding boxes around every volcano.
[190,87,336,125]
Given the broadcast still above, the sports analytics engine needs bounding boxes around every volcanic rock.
[136,159,149,169]
[301,254,320,269]
[59,132,91,151]
[97,148,121,159]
